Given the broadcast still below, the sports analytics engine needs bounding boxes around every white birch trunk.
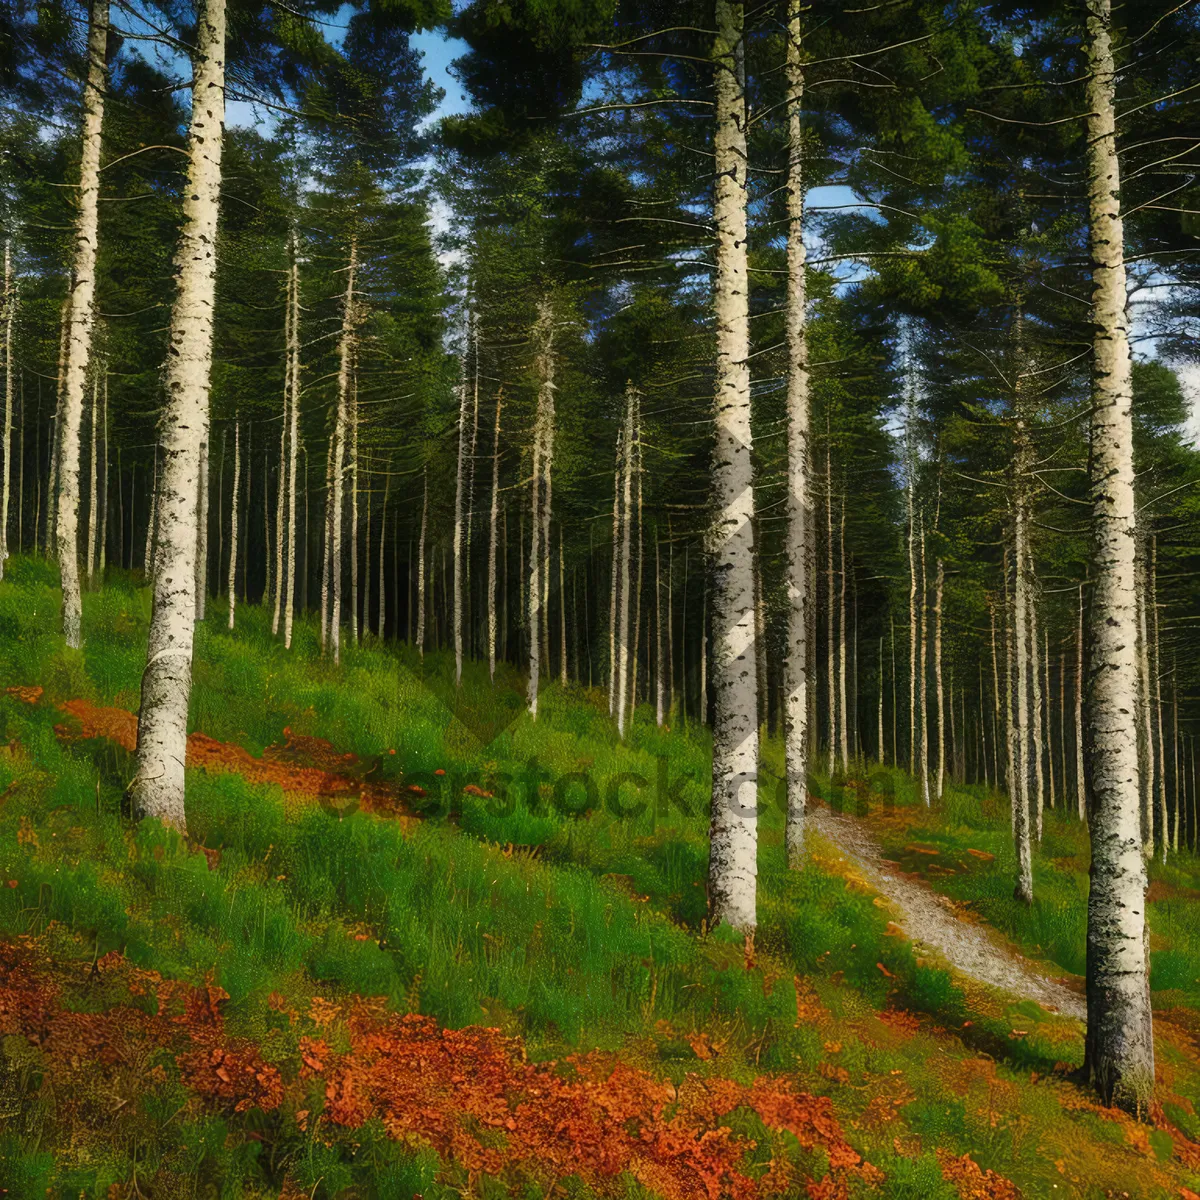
[349,372,359,645]
[283,240,301,649]
[129,0,226,831]
[1136,549,1155,852]
[1029,562,1045,838]
[837,498,849,769]
[56,0,109,645]
[559,527,568,688]
[629,439,645,714]
[934,558,945,799]
[527,298,555,718]
[453,327,471,684]
[194,436,208,622]
[329,240,357,664]
[782,14,810,861]
[906,413,918,774]
[487,392,502,680]
[99,373,107,572]
[1150,535,1167,861]
[1082,0,1155,1113]
[707,0,758,934]
[607,421,624,713]
[0,243,14,579]
[416,465,427,658]
[655,539,665,727]
[826,445,836,777]
[918,519,931,806]
[227,421,239,628]
[320,430,332,650]
[87,370,98,581]
[615,382,637,737]
[272,263,290,636]
[378,473,388,640]
[1013,462,1033,901]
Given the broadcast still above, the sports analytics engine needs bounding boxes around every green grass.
[1,556,1199,1200]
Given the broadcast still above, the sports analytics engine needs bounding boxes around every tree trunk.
[283,239,301,649]
[56,0,109,644]
[272,269,288,638]
[487,392,502,680]
[615,383,637,738]
[1076,581,1086,819]
[527,298,555,719]
[782,11,810,861]
[417,465,427,657]
[655,539,665,728]
[907,412,918,775]
[1012,454,1033,902]
[48,299,69,559]
[228,421,240,629]
[559,526,568,687]
[877,636,885,765]
[377,473,388,640]
[88,371,99,581]
[1029,563,1044,838]
[329,239,357,664]
[1171,660,1180,853]
[453,328,471,685]
[320,432,332,651]
[129,0,226,832]
[629,442,644,713]
[1082,0,1155,1114]
[194,437,208,623]
[707,0,758,935]
[826,442,836,777]
[144,451,157,576]
[1136,546,1155,852]
[1150,535,1167,861]
[934,558,945,798]
[1,243,14,579]
[838,499,849,770]
[608,420,623,714]
[99,373,107,573]
[349,372,359,645]
[918,519,930,806]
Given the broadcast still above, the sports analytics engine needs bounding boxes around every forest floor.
[1,557,1199,1200]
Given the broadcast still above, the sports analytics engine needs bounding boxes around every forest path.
[807,802,1087,1022]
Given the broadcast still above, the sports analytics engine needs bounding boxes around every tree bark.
[1029,561,1044,838]
[1,243,15,579]
[615,382,637,738]
[707,0,758,935]
[377,472,388,640]
[918,518,930,806]
[129,0,226,832]
[1077,581,1086,819]
[1012,450,1033,901]
[487,392,502,680]
[272,266,290,636]
[417,464,427,658]
[228,421,240,629]
[283,239,301,649]
[527,298,555,719]
[826,441,836,777]
[655,538,665,728]
[934,558,945,799]
[608,420,623,714]
[1082,0,1155,1115]
[782,10,810,862]
[87,371,99,582]
[1136,546,1155,852]
[56,0,109,645]
[194,435,208,622]
[453,324,471,684]
[329,239,357,664]
[1150,535,1167,861]
[349,371,359,645]
[837,499,849,770]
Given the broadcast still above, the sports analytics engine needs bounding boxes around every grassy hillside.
[1,557,1198,1199]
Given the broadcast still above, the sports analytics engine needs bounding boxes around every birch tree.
[527,297,555,718]
[283,235,302,650]
[706,0,759,935]
[56,0,109,646]
[0,242,13,580]
[129,0,227,831]
[487,391,502,679]
[782,4,810,864]
[1081,0,1155,1115]
[227,421,240,629]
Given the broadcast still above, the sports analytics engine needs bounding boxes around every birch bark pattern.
[527,299,555,719]
[1082,0,1155,1114]
[329,239,357,664]
[782,7,811,864]
[56,0,109,645]
[487,393,502,680]
[615,383,637,738]
[453,329,471,685]
[272,263,291,636]
[1,243,15,579]
[707,0,759,934]
[227,421,239,628]
[283,240,301,649]
[417,465,427,657]
[130,0,226,831]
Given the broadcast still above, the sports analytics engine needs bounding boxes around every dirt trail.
[809,802,1087,1022]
